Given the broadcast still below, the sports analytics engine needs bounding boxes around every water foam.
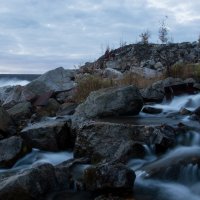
[0,78,29,87]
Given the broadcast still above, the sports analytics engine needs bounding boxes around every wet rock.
[193,83,200,90]
[25,67,76,95]
[74,122,175,164]
[83,163,135,194]
[72,85,143,128]
[142,106,162,114]
[0,106,15,137]
[55,157,90,191]
[0,163,58,200]
[0,136,31,168]
[21,117,74,151]
[179,107,192,115]
[194,106,200,117]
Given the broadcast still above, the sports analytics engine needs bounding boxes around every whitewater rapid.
[130,92,200,200]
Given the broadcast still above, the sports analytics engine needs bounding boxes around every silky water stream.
[128,93,200,200]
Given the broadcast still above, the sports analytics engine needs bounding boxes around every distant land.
[0,74,41,81]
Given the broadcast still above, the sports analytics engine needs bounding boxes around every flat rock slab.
[74,121,175,164]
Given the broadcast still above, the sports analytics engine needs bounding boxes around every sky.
[0,0,199,74]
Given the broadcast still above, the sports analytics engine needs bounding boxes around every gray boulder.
[83,163,135,193]
[25,67,76,95]
[1,85,35,109]
[72,85,143,128]
[0,163,58,200]
[141,77,183,102]
[0,136,31,168]
[21,117,74,151]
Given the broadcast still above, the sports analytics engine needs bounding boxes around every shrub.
[159,16,169,44]
[139,30,151,44]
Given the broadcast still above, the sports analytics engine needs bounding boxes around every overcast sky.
[0,0,199,74]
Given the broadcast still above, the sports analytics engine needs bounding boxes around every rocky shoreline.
[0,42,200,200]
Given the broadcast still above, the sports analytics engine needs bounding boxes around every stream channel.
[1,93,200,199]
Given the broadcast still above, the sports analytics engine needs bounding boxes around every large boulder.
[20,117,74,151]
[25,67,76,95]
[72,85,143,128]
[141,77,183,102]
[83,163,135,194]
[74,122,175,164]
[0,163,58,200]
[0,85,35,109]
[7,102,32,126]
[0,136,31,168]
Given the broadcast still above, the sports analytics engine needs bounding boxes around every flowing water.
[128,93,200,200]
[0,149,73,174]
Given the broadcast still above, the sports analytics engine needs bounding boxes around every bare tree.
[139,30,151,44]
[159,16,169,44]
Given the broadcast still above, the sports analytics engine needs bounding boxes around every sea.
[0,74,40,87]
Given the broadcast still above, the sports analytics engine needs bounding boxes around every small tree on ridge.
[159,16,168,44]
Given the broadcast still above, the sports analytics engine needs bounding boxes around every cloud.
[0,0,199,73]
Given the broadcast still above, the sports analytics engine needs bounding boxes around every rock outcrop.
[79,42,200,76]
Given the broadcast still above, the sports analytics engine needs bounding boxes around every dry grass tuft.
[73,75,114,103]
[118,72,164,89]
[72,72,164,103]
[169,63,200,80]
